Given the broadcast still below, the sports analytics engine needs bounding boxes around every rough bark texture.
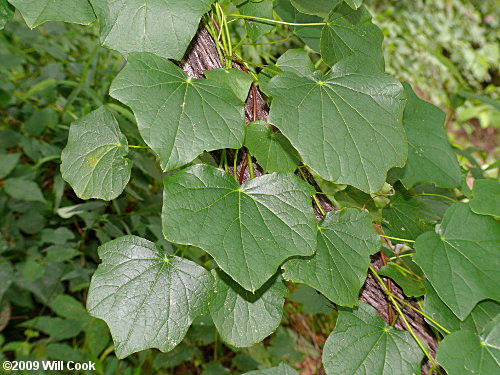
[181,28,439,374]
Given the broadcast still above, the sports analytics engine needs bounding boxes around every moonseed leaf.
[282,208,380,307]
[344,0,364,10]
[8,0,95,28]
[162,164,317,292]
[268,57,407,193]
[89,0,214,60]
[87,236,213,358]
[204,68,253,102]
[210,270,286,347]
[238,0,275,41]
[290,0,342,18]
[414,203,500,319]
[61,107,132,201]
[276,49,315,76]
[470,179,500,217]
[110,53,245,172]
[322,303,423,375]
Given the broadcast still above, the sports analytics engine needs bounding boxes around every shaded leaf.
[283,208,379,307]
[0,261,13,302]
[210,270,285,347]
[243,363,299,375]
[287,285,334,314]
[290,0,342,18]
[379,264,425,298]
[0,153,20,179]
[162,164,317,292]
[89,0,214,60]
[268,57,406,193]
[470,179,500,217]
[414,203,500,319]
[322,303,423,375]
[87,236,213,358]
[3,178,46,203]
[238,0,275,41]
[0,0,13,30]
[344,0,363,10]
[110,53,245,172]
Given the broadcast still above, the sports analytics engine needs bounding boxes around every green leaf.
[162,164,317,292]
[282,208,380,307]
[276,49,315,76]
[287,285,334,315]
[0,153,20,179]
[210,270,286,347]
[21,316,84,340]
[379,264,425,298]
[0,0,13,29]
[204,68,253,102]
[290,0,342,18]
[268,58,406,193]
[382,189,442,240]
[8,0,95,28]
[320,4,384,69]
[238,0,275,41]
[437,316,500,375]
[51,295,90,322]
[89,0,214,60]
[395,83,461,189]
[61,107,132,201]
[414,203,500,319]
[322,303,423,375]
[470,179,500,217]
[0,261,13,302]
[344,0,363,9]
[87,235,213,358]
[110,53,245,172]
[3,178,46,203]
[274,0,323,52]
[243,363,299,375]
[244,121,300,173]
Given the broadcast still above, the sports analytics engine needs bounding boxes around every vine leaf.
[0,0,14,29]
[320,3,384,69]
[290,0,342,18]
[87,236,213,358]
[379,264,425,298]
[162,164,317,292]
[344,0,364,10]
[322,303,423,375]
[204,68,253,102]
[268,57,407,193]
[244,121,300,173]
[470,179,500,217]
[89,0,214,60]
[282,208,380,307]
[237,0,275,41]
[274,0,323,52]
[243,363,299,375]
[210,270,286,347]
[110,53,245,172]
[414,203,500,320]
[61,107,132,201]
[276,49,315,76]
[437,316,500,375]
[394,83,461,189]
[8,0,95,28]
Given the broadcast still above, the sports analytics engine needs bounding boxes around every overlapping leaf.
[0,0,13,29]
[379,264,425,298]
[87,236,213,358]
[244,121,300,173]
[414,203,500,319]
[395,83,461,189]
[244,363,299,375]
[437,316,500,375]
[322,303,423,375]
[110,53,245,172]
[282,208,380,307]
[204,68,253,102]
[470,179,500,217]
[344,0,363,9]
[320,3,384,68]
[89,0,214,59]
[268,57,407,193]
[276,49,314,76]
[61,107,132,201]
[210,270,286,347]
[8,0,95,28]
[290,0,342,18]
[162,164,317,291]
[237,0,275,40]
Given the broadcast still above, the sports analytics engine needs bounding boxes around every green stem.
[128,145,149,149]
[248,153,255,179]
[233,149,239,182]
[243,37,291,46]
[298,166,325,216]
[380,235,415,243]
[370,266,439,369]
[417,193,457,202]
[227,14,326,26]
[233,32,248,51]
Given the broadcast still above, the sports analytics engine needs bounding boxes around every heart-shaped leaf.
[162,164,317,291]
[282,208,380,307]
[110,53,245,172]
[290,0,342,18]
[89,0,214,60]
[210,270,286,347]
[414,203,500,319]
[61,107,132,201]
[87,236,213,358]
[322,303,423,375]
[268,57,406,193]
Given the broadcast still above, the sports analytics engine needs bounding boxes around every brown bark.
[181,28,439,374]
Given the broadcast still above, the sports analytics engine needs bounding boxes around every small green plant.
[1,0,499,374]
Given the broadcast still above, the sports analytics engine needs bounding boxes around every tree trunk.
[181,28,439,374]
